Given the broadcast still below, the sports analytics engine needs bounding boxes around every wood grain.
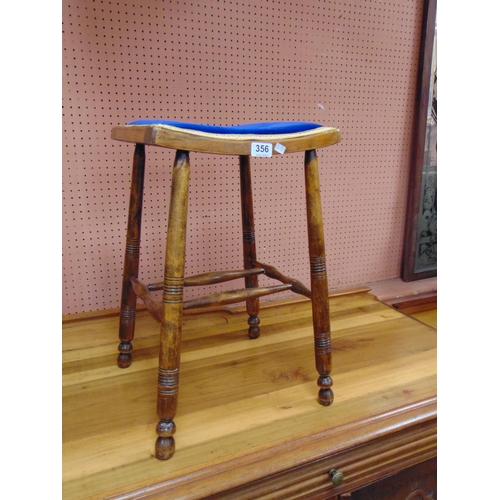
[409,309,437,329]
[62,289,436,499]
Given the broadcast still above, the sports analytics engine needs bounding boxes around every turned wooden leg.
[156,150,190,460]
[118,144,146,368]
[304,149,334,406]
[239,155,260,339]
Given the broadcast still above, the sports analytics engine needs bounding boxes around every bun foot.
[155,420,176,460]
[117,342,133,368]
[317,375,334,406]
[248,315,260,339]
[155,437,175,460]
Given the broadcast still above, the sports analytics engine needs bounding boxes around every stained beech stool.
[111,119,341,460]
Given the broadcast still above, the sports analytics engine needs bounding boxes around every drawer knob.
[328,468,344,486]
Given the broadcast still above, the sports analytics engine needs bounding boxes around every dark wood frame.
[402,0,437,282]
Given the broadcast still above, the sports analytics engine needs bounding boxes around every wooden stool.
[111,119,341,460]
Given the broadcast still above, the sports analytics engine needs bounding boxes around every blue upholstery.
[128,119,322,135]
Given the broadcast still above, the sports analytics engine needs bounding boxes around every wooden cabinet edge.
[107,400,436,500]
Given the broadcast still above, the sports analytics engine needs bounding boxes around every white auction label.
[251,142,273,157]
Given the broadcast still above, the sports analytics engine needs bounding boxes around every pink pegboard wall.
[62,0,423,315]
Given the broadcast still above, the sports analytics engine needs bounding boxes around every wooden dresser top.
[63,289,437,499]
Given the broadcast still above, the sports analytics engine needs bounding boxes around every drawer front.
[206,418,437,500]
[350,457,437,500]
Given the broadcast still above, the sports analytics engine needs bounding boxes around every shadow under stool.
[111,119,342,460]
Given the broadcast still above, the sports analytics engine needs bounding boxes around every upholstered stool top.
[111,119,341,156]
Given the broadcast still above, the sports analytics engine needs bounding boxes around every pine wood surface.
[409,309,437,329]
[62,289,437,499]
